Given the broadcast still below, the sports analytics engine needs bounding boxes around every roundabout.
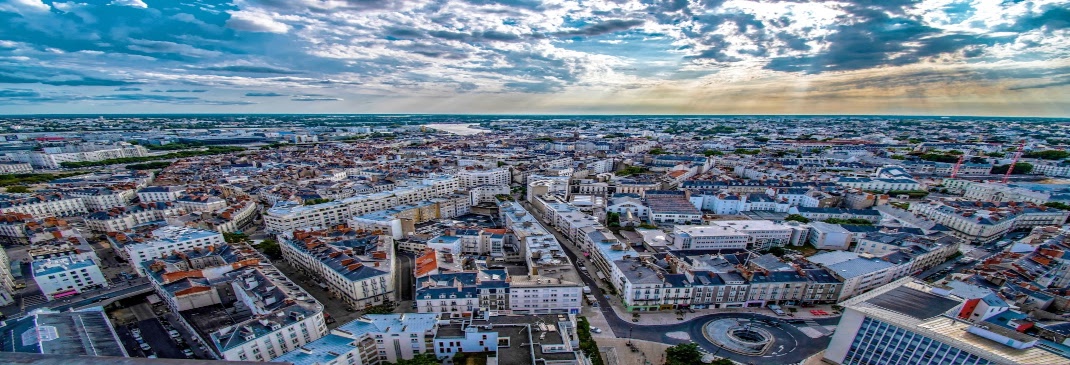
[703,319,774,355]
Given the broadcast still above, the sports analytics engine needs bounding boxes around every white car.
[168,330,181,338]
[140,342,151,351]
[590,327,602,334]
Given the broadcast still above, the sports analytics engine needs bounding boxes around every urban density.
[0,115,1066,365]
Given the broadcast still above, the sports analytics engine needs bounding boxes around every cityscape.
[0,115,1065,365]
[2,1,1070,365]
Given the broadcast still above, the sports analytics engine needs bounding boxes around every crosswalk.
[21,294,47,308]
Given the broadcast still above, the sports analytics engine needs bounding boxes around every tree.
[991,162,1034,175]
[1044,202,1070,210]
[6,186,30,193]
[702,150,723,157]
[255,239,282,260]
[785,214,810,223]
[768,247,786,257]
[665,343,704,365]
[223,232,249,243]
[1025,150,1070,160]
[386,353,438,365]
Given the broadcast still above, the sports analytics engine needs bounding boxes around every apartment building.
[176,194,228,212]
[457,168,511,188]
[0,193,87,218]
[702,220,809,250]
[85,202,186,232]
[280,229,395,309]
[834,177,921,192]
[273,314,440,365]
[265,176,459,233]
[118,225,227,274]
[142,243,262,313]
[68,187,136,211]
[508,275,583,314]
[824,278,1068,365]
[137,186,187,202]
[909,200,1069,244]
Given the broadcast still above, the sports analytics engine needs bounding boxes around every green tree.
[991,163,1034,175]
[785,214,810,223]
[665,343,704,365]
[6,186,30,193]
[223,232,249,243]
[386,353,439,365]
[1024,150,1070,160]
[649,148,668,155]
[702,150,723,157]
[1044,202,1070,210]
[255,239,283,260]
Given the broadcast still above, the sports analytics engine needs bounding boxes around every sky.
[0,0,1068,116]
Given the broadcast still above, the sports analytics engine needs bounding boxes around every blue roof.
[273,334,356,365]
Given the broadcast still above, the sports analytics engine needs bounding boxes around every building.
[67,187,135,211]
[265,176,460,233]
[0,193,87,218]
[85,202,186,232]
[808,222,852,250]
[137,186,187,203]
[273,314,440,365]
[644,190,702,225]
[835,177,921,192]
[117,226,226,274]
[701,220,809,250]
[433,313,585,365]
[279,228,395,309]
[141,243,262,313]
[31,253,107,301]
[18,143,147,169]
[909,200,1069,244]
[669,225,750,250]
[414,270,509,316]
[508,274,583,314]
[0,307,127,357]
[824,278,1069,365]
[807,251,903,301]
[457,168,511,188]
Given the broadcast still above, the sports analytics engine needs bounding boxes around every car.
[590,327,602,334]
[139,342,151,351]
[168,330,181,338]
[182,348,194,358]
[131,328,141,336]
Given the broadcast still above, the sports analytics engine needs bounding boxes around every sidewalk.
[597,338,672,365]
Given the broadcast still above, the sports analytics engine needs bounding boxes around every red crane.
[950,154,966,178]
[1002,140,1026,184]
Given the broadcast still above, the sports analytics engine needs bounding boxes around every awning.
[52,289,78,299]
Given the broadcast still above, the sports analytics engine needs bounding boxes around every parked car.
[139,342,151,351]
[168,329,181,338]
[590,327,602,334]
[182,348,194,358]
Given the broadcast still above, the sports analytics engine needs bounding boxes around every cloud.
[245,92,286,97]
[164,89,208,93]
[0,88,39,98]
[0,72,138,86]
[558,19,645,37]
[201,65,301,74]
[291,96,342,101]
[226,10,290,34]
[0,0,51,14]
[109,0,147,9]
[115,87,142,91]
[127,39,222,58]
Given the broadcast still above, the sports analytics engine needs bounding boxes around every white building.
[807,251,905,301]
[0,246,16,306]
[701,220,809,250]
[835,177,921,192]
[273,314,439,365]
[807,222,852,250]
[137,186,187,202]
[508,275,583,314]
[670,225,750,250]
[824,278,1068,365]
[279,231,395,309]
[265,176,459,233]
[121,226,226,274]
[457,168,511,188]
[0,193,87,218]
[85,202,186,232]
[68,187,136,211]
[31,253,107,301]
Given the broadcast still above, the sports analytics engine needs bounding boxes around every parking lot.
[116,317,197,359]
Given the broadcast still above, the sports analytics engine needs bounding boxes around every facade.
[31,253,107,301]
[457,168,511,188]
[835,177,921,192]
[85,202,186,232]
[137,186,187,202]
[0,193,87,218]
[824,278,1068,365]
[273,314,440,365]
[279,229,395,309]
[120,225,227,274]
[68,187,136,211]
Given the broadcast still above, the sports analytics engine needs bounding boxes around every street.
[518,201,836,363]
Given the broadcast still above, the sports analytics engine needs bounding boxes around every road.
[395,251,415,302]
[0,279,151,317]
[518,201,836,363]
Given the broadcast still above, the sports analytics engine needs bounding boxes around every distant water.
[424,123,485,135]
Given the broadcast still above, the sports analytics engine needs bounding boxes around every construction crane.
[950,153,967,178]
[1002,140,1026,184]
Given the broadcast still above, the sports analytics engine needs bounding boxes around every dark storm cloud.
[201,65,302,74]
[557,19,645,37]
